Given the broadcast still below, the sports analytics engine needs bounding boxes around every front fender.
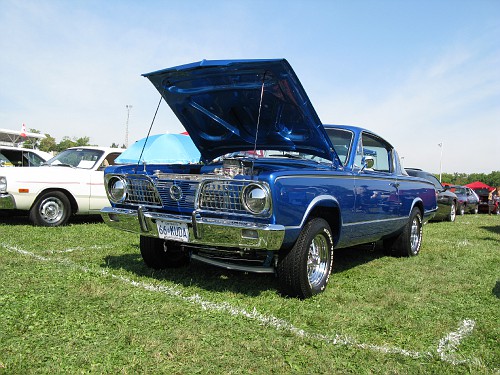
[279,195,342,249]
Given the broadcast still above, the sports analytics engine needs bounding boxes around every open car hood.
[143,59,339,164]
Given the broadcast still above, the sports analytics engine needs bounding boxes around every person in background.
[488,186,500,215]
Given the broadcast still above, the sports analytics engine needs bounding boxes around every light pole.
[125,105,132,148]
[438,142,443,182]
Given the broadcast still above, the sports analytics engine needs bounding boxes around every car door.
[89,152,121,211]
[352,132,400,241]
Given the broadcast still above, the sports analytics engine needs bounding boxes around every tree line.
[439,171,500,189]
[23,129,125,153]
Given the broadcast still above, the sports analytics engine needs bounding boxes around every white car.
[0,145,52,167]
[0,146,122,226]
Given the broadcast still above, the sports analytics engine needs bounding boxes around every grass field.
[1,213,499,374]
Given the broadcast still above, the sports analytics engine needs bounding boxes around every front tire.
[277,218,334,299]
[139,236,189,269]
[29,191,71,226]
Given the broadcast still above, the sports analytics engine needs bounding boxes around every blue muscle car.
[101,59,437,299]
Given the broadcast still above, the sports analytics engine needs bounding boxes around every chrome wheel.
[30,191,71,226]
[307,233,330,288]
[39,196,65,224]
[449,203,456,222]
[410,215,422,254]
[277,218,334,299]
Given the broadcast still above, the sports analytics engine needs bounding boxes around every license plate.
[156,220,189,242]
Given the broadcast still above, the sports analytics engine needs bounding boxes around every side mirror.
[362,156,374,170]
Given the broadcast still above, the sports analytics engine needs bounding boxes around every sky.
[1,0,499,174]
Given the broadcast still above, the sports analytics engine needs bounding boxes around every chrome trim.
[105,175,127,204]
[241,182,271,215]
[190,254,275,274]
[297,194,341,229]
[101,206,284,250]
[342,216,406,227]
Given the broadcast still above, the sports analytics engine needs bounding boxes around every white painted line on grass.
[2,243,479,366]
[45,244,113,254]
[437,319,478,365]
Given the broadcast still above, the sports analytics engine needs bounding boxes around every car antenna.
[135,94,163,173]
[251,71,267,176]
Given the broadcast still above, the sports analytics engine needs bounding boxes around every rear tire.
[446,202,456,222]
[139,236,189,269]
[458,204,465,216]
[384,207,423,257]
[277,218,334,299]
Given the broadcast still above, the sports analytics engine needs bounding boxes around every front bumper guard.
[101,206,285,251]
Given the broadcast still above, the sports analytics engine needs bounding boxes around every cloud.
[316,31,500,174]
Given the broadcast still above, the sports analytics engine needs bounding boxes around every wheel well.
[306,205,341,246]
[413,201,424,218]
[32,188,78,214]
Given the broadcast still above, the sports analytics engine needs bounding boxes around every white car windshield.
[45,149,104,169]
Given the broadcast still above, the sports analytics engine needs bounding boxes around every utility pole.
[125,105,132,148]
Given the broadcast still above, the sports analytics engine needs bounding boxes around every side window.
[24,152,45,167]
[359,132,392,173]
[2,150,22,166]
[98,152,122,170]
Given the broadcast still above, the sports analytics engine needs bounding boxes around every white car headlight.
[242,183,270,215]
[106,176,127,203]
[0,176,6,193]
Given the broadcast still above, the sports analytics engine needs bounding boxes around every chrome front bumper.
[101,206,285,251]
[0,194,16,210]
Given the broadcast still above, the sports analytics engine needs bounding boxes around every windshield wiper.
[51,163,75,168]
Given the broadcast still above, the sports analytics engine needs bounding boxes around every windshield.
[45,148,104,169]
[325,128,353,166]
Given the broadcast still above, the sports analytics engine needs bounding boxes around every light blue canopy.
[115,134,201,164]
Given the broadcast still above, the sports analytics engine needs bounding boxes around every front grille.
[121,174,252,214]
[199,180,247,213]
[124,176,161,206]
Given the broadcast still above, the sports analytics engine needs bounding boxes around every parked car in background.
[0,146,52,167]
[101,58,438,299]
[0,146,122,226]
[473,187,499,214]
[405,168,457,222]
[450,185,479,215]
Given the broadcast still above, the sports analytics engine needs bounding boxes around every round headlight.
[0,176,7,193]
[242,183,270,215]
[107,176,126,203]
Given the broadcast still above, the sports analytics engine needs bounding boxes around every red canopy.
[465,181,494,191]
